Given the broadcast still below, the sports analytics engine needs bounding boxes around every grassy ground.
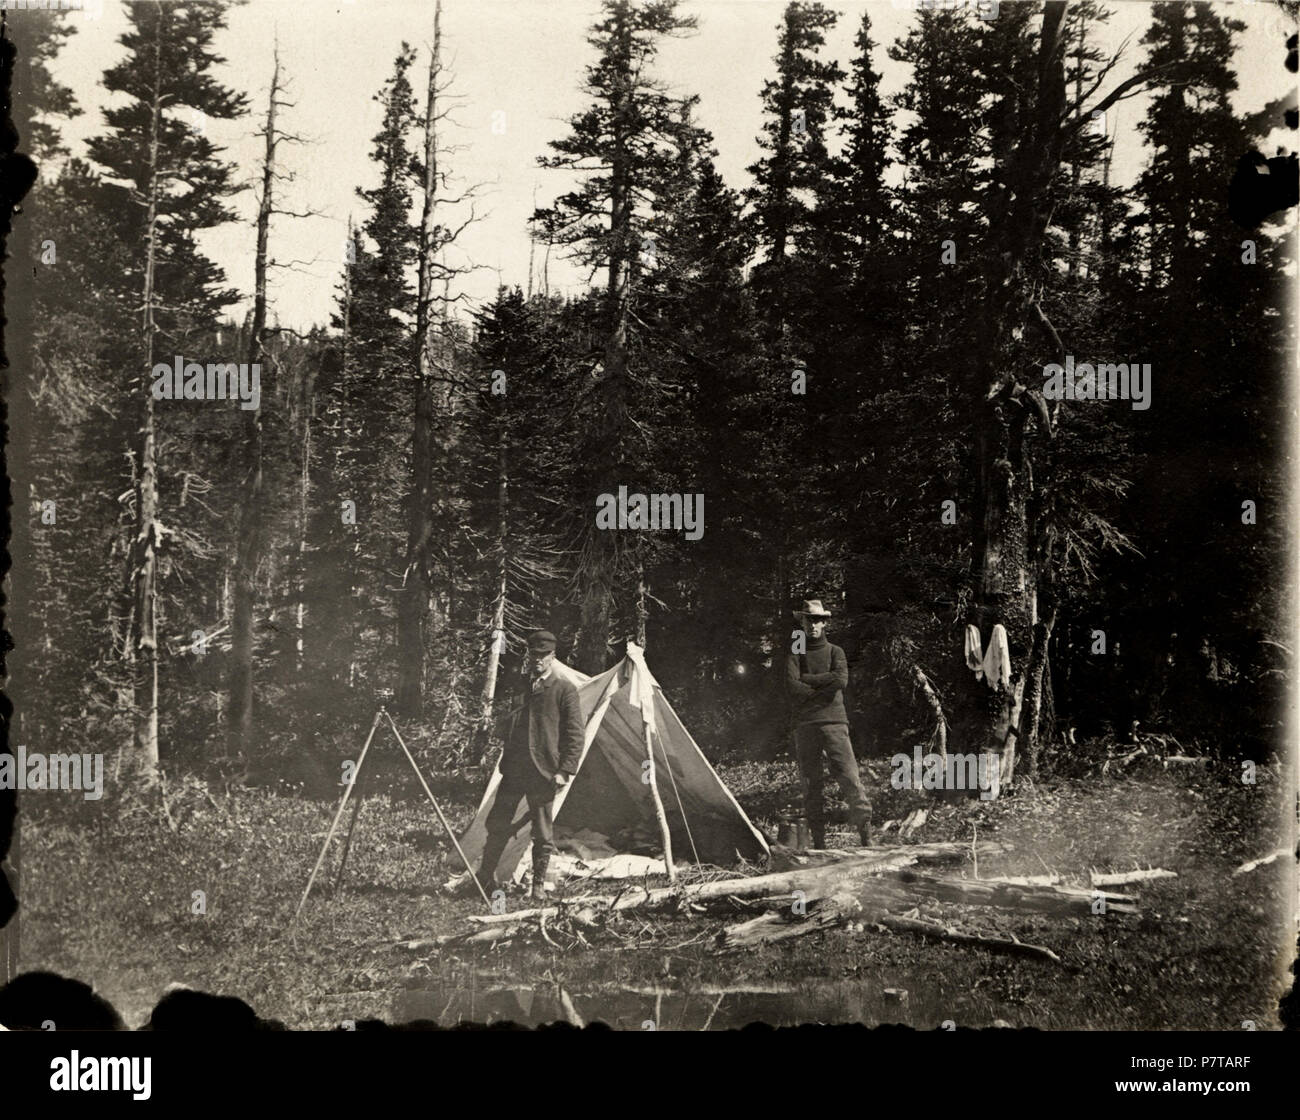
[16,752,1297,1030]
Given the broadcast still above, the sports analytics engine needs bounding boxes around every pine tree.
[330,46,420,698]
[467,290,574,745]
[637,112,768,705]
[1120,0,1286,747]
[85,0,247,787]
[1137,1,1247,296]
[745,0,844,335]
[825,9,892,259]
[532,0,698,673]
[889,6,987,277]
[11,6,80,163]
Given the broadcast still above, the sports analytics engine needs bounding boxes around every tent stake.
[644,722,677,883]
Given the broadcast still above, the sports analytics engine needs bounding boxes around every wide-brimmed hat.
[792,599,832,621]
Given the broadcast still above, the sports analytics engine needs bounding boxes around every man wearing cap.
[473,630,585,902]
[787,600,873,849]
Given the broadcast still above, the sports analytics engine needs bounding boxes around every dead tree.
[126,19,166,789]
[397,0,480,716]
[228,48,312,753]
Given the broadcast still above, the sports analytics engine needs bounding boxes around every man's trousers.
[477,766,557,882]
[794,722,871,834]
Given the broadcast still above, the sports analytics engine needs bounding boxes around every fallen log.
[1233,848,1292,875]
[467,847,975,925]
[900,809,929,840]
[719,896,1070,964]
[397,925,519,951]
[1090,868,1177,887]
[1102,746,1147,775]
[981,874,1061,887]
[719,892,865,949]
[768,839,1006,872]
[889,870,1137,916]
[470,854,1135,927]
[878,915,1064,966]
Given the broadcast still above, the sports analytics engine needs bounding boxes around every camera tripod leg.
[291,708,384,930]
[332,758,369,895]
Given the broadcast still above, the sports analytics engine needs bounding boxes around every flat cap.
[526,630,557,652]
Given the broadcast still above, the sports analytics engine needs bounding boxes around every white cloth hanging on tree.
[981,623,1012,689]
[964,623,1012,688]
[965,624,984,673]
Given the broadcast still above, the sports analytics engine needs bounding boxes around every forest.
[9,0,1293,800]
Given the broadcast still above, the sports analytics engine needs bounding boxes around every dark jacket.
[502,671,585,780]
[786,638,849,726]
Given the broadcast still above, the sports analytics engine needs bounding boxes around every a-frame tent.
[459,643,769,884]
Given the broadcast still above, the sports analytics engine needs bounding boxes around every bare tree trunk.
[398,0,444,716]
[912,663,947,765]
[635,554,648,649]
[295,380,313,673]
[480,432,508,729]
[127,24,166,789]
[766,551,791,756]
[229,50,282,753]
[1018,605,1058,781]
[335,216,361,691]
[1067,13,1084,280]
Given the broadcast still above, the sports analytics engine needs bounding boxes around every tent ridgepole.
[643,721,677,883]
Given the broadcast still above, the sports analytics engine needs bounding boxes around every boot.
[530,851,551,904]
[466,835,507,900]
[856,809,874,848]
[458,866,499,899]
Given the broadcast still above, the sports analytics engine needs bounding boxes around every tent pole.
[655,730,701,867]
[291,708,384,929]
[644,722,677,883]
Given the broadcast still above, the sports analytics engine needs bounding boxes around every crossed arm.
[786,647,848,697]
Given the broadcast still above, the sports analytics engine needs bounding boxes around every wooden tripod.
[291,707,490,929]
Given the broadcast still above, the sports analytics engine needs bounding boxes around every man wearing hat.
[787,600,872,848]
[473,630,585,902]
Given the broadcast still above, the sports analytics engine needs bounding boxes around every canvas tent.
[459,643,769,884]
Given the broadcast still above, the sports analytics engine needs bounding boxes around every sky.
[28,0,1300,330]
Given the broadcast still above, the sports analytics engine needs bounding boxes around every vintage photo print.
[0,0,1296,1047]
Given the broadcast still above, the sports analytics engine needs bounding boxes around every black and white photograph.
[0,0,1297,1051]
